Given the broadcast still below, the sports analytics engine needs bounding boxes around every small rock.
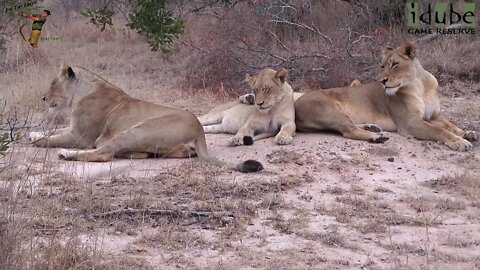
[387,157,395,162]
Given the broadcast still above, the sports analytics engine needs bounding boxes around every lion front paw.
[58,149,75,160]
[463,131,477,142]
[446,138,472,151]
[275,133,293,145]
[362,124,383,133]
[229,136,244,147]
[369,132,389,143]
[239,94,255,105]
[28,131,45,143]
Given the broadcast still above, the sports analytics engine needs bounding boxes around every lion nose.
[380,78,388,85]
[256,101,264,107]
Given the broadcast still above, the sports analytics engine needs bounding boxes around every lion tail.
[194,134,263,173]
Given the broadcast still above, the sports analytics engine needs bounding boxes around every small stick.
[92,207,236,219]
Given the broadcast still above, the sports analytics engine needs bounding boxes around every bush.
[0,133,9,156]
[127,0,184,52]
[178,1,392,91]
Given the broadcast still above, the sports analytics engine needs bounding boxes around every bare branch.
[267,18,333,46]
[92,207,236,219]
[266,30,292,54]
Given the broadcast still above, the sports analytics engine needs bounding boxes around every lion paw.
[369,132,389,143]
[58,149,74,160]
[239,94,255,105]
[28,131,45,142]
[362,124,383,133]
[243,136,254,145]
[446,138,472,151]
[229,136,244,146]
[245,94,255,105]
[275,133,293,145]
[463,131,477,142]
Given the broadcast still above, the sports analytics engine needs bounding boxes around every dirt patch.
[3,118,480,269]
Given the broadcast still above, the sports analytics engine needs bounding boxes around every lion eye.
[380,65,384,69]
[391,62,398,68]
[264,88,269,92]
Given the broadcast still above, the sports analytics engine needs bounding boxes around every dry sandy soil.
[3,90,479,269]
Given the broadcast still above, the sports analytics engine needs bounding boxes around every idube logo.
[407,1,476,35]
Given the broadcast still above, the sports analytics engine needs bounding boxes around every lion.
[198,68,296,146]
[200,78,362,138]
[294,41,477,150]
[28,64,263,172]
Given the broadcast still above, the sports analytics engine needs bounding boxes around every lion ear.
[67,67,75,79]
[399,41,416,60]
[382,47,393,61]
[245,74,256,88]
[58,64,75,79]
[275,68,288,83]
[59,63,67,76]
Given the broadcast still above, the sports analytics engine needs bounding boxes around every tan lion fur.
[28,65,263,172]
[203,79,362,140]
[198,68,296,146]
[295,41,476,150]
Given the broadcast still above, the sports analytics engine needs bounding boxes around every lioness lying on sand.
[28,65,263,172]
[199,68,296,146]
[233,42,476,150]
[294,41,476,150]
[199,78,361,141]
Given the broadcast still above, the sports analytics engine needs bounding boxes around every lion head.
[245,68,290,113]
[43,64,77,110]
[379,41,418,95]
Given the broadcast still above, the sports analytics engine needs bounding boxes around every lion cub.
[199,68,296,146]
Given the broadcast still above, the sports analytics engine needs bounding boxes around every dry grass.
[231,246,340,270]
[136,223,207,251]
[266,149,302,164]
[445,233,479,248]
[315,193,444,228]
[323,185,347,195]
[270,210,310,235]
[374,186,394,193]
[420,36,480,84]
[424,174,480,208]
[0,220,103,270]
[0,152,318,268]
[356,221,387,234]
[401,195,467,218]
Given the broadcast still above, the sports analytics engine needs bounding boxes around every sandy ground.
[7,126,480,269]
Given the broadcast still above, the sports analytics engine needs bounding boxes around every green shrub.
[0,133,9,156]
[80,5,114,32]
[127,0,184,52]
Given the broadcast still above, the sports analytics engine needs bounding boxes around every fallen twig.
[92,207,236,219]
